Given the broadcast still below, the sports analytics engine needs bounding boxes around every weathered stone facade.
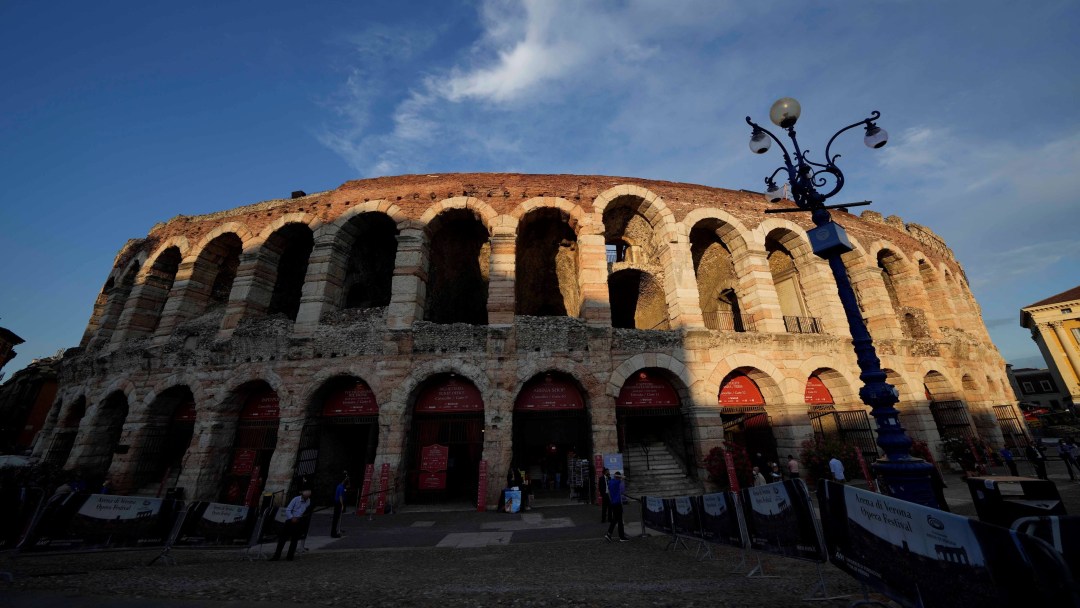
[31,174,1019,506]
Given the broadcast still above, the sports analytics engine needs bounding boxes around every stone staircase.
[622,442,701,498]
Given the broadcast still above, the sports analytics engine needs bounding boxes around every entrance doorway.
[299,378,380,506]
[222,387,279,506]
[406,376,484,504]
[616,370,692,478]
[512,373,591,492]
[719,373,777,466]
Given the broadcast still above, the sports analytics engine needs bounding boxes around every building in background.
[27,174,1020,504]
[1020,285,1080,410]
[0,327,25,377]
[1006,365,1064,409]
[0,355,60,452]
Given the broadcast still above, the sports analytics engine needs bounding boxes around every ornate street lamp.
[746,98,938,507]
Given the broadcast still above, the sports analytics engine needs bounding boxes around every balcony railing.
[784,315,822,334]
[703,311,756,332]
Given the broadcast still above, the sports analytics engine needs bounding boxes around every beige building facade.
[31,174,1020,506]
[1021,285,1080,408]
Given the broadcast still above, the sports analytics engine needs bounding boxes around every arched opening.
[190,233,243,316]
[300,377,380,507]
[767,236,818,334]
[44,397,85,467]
[425,210,490,324]
[125,246,182,337]
[134,386,195,493]
[805,371,878,459]
[82,391,130,479]
[691,220,751,332]
[616,369,694,485]
[924,371,975,442]
[266,224,315,321]
[221,384,280,505]
[718,372,778,465]
[340,214,398,310]
[406,375,485,504]
[511,372,591,495]
[96,261,141,339]
[608,269,669,330]
[515,208,580,317]
[877,250,904,313]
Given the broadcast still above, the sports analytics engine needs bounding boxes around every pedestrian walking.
[1058,438,1076,481]
[270,488,312,561]
[829,456,846,483]
[331,475,350,538]
[1000,446,1019,476]
[604,471,630,542]
[1025,443,1048,480]
[598,468,611,523]
[786,454,800,479]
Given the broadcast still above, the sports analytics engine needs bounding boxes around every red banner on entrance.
[416,378,484,413]
[323,381,379,416]
[240,389,280,420]
[419,471,447,490]
[515,376,585,411]
[723,450,740,493]
[718,375,765,406]
[421,444,449,472]
[804,376,834,405]
[616,372,680,408]
[854,448,877,493]
[173,400,197,422]
[243,465,262,508]
[231,449,257,475]
[356,463,374,515]
[374,463,390,515]
[477,460,488,512]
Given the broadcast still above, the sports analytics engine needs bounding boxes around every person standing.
[1000,446,1019,476]
[829,456,847,483]
[598,468,611,523]
[752,466,767,487]
[331,475,350,538]
[605,471,630,542]
[1025,442,1048,480]
[1058,439,1076,481]
[270,488,312,561]
[786,455,801,480]
[768,462,782,483]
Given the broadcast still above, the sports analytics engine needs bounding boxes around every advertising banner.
[71,494,164,540]
[477,459,488,512]
[672,496,701,538]
[419,471,447,490]
[504,489,522,513]
[420,444,449,472]
[594,454,604,505]
[374,462,390,515]
[177,501,250,543]
[699,492,748,549]
[641,496,671,534]
[723,450,740,493]
[818,481,1078,607]
[1012,516,1080,581]
[741,479,826,562]
[603,453,624,477]
[356,463,374,515]
[854,447,876,493]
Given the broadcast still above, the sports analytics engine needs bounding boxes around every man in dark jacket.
[1025,443,1048,480]
[605,472,630,542]
[598,468,611,523]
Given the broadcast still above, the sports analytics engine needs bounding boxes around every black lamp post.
[746,97,938,507]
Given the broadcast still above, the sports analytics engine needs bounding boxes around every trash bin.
[966,476,1066,528]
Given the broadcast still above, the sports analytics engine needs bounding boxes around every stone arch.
[592,184,676,240]
[682,209,753,256]
[511,197,587,235]
[137,237,191,281]
[961,373,981,399]
[922,369,959,401]
[706,355,787,406]
[215,367,289,416]
[129,384,198,490]
[182,227,250,318]
[761,223,825,331]
[608,353,692,400]
[325,200,410,235]
[115,243,185,339]
[513,357,605,404]
[418,197,499,237]
[146,370,212,409]
[423,207,491,324]
[91,256,145,344]
[796,357,860,405]
[515,205,582,317]
[325,210,399,311]
[689,215,751,332]
[607,268,668,329]
[388,360,492,419]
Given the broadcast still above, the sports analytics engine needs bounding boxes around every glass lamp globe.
[769,97,801,128]
[864,124,888,149]
[749,130,771,154]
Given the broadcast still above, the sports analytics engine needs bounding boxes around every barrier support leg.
[849,583,891,607]
[695,539,713,561]
[665,533,690,552]
[801,562,849,602]
[745,552,779,578]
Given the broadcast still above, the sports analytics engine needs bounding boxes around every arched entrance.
[512,373,591,491]
[718,373,778,466]
[134,387,196,494]
[407,376,485,504]
[222,387,279,506]
[616,370,693,478]
[805,373,878,459]
[299,378,380,506]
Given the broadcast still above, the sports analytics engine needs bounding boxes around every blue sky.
[2,1,1078,375]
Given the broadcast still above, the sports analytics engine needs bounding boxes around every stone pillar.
[848,266,904,340]
[803,257,850,339]
[659,240,704,329]
[577,233,611,328]
[264,415,305,494]
[686,405,724,487]
[294,237,349,335]
[386,228,426,330]
[152,259,199,343]
[771,404,816,463]
[177,415,239,501]
[487,231,516,326]
[590,393,618,461]
[220,248,277,335]
[920,268,956,334]
[731,249,785,334]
